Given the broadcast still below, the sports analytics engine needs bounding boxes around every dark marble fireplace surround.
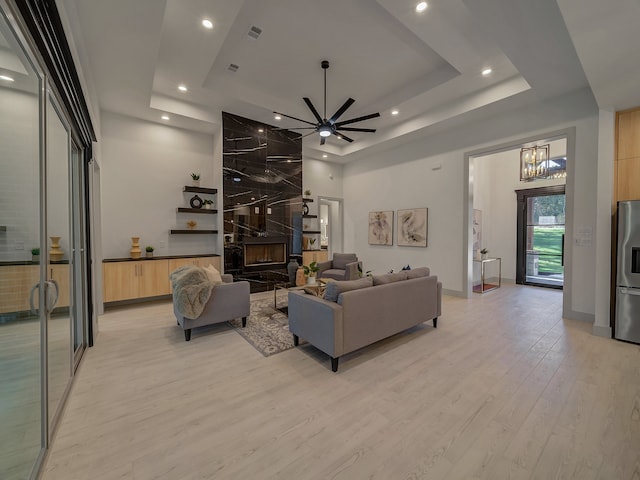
[223,112,302,292]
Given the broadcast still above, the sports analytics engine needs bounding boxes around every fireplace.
[243,237,287,270]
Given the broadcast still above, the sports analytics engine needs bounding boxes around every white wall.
[100,111,217,259]
[343,87,599,319]
[473,139,567,282]
[0,88,40,261]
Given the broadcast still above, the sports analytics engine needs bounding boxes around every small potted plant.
[191,173,200,187]
[203,199,214,210]
[309,238,317,250]
[304,189,311,198]
[303,261,319,285]
[480,248,489,260]
[31,247,40,262]
[145,246,154,258]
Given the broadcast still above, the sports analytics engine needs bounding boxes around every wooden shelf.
[176,207,217,214]
[303,230,321,234]
[183,186,218,194]
[302,214,317,219]
[302,198,313,202]
[170,229,218,234]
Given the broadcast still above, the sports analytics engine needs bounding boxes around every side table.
[473,257,501,293]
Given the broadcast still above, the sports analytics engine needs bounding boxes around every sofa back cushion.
[372,271,408,286]
[406,267,430,279]
[323,276,372,302]
[332,253,358,270]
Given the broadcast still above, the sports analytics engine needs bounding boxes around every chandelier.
[520,144,567,181]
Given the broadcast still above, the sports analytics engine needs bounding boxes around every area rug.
[228,298,294,357]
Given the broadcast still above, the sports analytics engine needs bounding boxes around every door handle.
[619,287,640,296]
[46,280,59,313]
[561,234,565,267]
[29,283,40,315]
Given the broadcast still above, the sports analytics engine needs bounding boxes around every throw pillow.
[406,267,430,279]
[323,276,373,302]
[372,271,408,286]
[203,264,223,284]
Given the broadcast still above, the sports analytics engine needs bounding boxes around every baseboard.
[563,309,595,323]
[592,325,612,338]
[442,288,465,298]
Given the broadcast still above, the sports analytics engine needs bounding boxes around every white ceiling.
[59,0,640,163]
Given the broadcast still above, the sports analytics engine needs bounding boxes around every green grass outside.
[532,226,564,274]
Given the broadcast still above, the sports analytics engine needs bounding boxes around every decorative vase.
[302,236,309,250]
[130,237,142,259]
[192,179,200,187]
[481,253,488,260]
[146,252,153,258]
[295,267,306,286]
[288,259,299,284]
[49,236,64,261]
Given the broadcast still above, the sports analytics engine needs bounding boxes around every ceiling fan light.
[319,127,331,137]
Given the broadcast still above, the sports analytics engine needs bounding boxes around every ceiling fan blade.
[303,98,323,123]
[335,112,381,127]
[337,127,376,133]
[335,132,354,143]
[272,127,317,131]
[328,98,355,124]
[273,111,316,126]
[298,131,317,139]
[320,136,326,146]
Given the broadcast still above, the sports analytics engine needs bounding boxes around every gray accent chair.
[173,274,250,341]
[316,253,362,281]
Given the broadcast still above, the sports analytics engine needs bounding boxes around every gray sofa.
[173,274,250,341]
[288,267,441,371]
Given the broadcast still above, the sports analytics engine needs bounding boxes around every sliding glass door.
[516,185,566,288]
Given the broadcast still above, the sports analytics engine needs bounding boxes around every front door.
[516,185,566,288]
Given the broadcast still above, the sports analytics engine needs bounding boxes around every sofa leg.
[242,317,247,328]
[331,357,339,372]
[184,329,191,341]
[433,317,438,328]
[293,334,299,346]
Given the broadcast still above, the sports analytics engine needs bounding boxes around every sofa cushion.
[323,276,373,302]
[406,267,430,279]
[332,253,358,270]
[372,271,408,286]
[322,269,347,281]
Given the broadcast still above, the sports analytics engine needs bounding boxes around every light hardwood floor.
[42,285,640,479]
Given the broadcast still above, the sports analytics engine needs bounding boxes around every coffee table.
[273,279,328,309]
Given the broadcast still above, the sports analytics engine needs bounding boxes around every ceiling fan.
[274,60,380,145]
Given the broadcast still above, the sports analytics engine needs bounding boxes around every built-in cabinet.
[103,255,221,303]
[302,250,329,266]
[616,108,640,202]
[0,263,70,313]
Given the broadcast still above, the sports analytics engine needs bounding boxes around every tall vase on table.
[49,236,64,261]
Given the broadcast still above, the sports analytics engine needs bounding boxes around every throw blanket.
[170,265,218,319]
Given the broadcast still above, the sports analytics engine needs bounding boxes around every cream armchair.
[316,253,362,281]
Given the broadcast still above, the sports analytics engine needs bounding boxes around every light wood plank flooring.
[42,285,640,479]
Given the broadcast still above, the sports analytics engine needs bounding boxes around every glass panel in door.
[0,8,44,478]
[71,143,86,365]
[46,95,72,432]
[525,194,565,287]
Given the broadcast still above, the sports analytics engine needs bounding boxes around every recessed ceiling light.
[482,68,492,76]
[161,114,170,121]
[0,75,15,82]
[178,84,187,92]
[322,154,328,158]
[416,2,428,12]
[258,128,264,133]
[391,110,399,115]
[202,19,213,29]
[274,115,281,121]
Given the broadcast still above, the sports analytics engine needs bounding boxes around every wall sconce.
[520,144,550,181]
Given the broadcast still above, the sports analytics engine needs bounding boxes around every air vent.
[247,25,262,39]
[228,64,239,73]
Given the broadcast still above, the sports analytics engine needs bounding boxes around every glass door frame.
[515,184,566,289]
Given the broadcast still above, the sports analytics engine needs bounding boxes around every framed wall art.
[368,210,393,245]
[397,208,428,247]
